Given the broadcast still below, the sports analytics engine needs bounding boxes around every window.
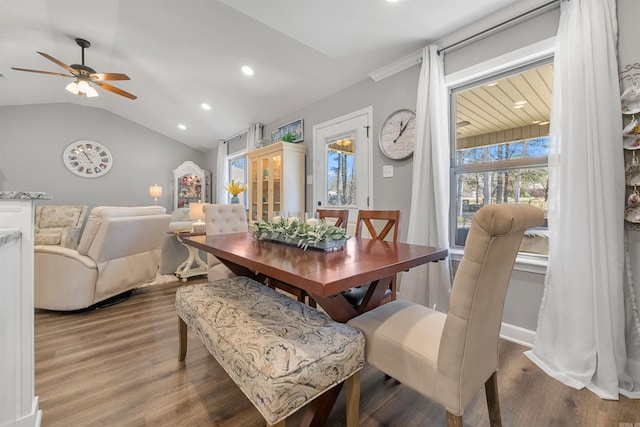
[228,154,247,205]
[451,60,552,255]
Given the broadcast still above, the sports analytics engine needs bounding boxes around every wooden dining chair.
[342,209,400,307]
[347,204,544,427]
[268,210,350,308]
[317,209,349,230]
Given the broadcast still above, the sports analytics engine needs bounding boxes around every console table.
[0,191,49,427]
[174,231,208,281]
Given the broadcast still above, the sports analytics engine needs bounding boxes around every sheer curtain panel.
[526,0,640,399]
[399,45,452,311]
[216,141,228,204]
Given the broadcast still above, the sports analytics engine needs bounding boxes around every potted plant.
[225,180,247,204]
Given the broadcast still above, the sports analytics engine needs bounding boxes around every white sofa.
[34,206,171,311]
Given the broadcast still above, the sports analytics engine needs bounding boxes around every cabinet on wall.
[173,161,211,209]
[248,142,305,222]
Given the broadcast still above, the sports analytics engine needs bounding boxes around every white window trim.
[445,37,556,88]
[446,36,556,274]
[449,247,548,275]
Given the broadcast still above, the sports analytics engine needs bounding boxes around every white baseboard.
[500,322,535,347]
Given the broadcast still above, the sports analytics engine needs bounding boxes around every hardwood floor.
[35,279,639,426]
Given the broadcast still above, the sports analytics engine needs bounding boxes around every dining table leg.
[311,276,393,323]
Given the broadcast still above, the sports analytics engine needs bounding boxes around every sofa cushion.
[35,232,62,245]
[40,206,83,228]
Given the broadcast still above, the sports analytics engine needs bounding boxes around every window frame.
[227,151,247,207]
[448,56,554,259]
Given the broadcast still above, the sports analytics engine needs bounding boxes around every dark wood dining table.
[182,231,447,426]
[182,231,448,322]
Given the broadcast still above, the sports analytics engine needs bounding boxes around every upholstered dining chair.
[342,209,400,306]
[347,204,544,427]
[203,204,249,282]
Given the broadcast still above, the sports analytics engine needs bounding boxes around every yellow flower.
[225,180,247,195]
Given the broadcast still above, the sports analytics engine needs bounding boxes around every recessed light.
[386,0,401,3]
[539,121,549,125]
[201,103,212,110]
[241,66,254,76]
[178,124,186,130]
[532,120,541,124]
[485,81,498,87]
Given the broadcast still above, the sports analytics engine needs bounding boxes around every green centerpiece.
[253,217,348,251]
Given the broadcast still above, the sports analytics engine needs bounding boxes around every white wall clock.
[379,109,416,160]
[63,140,113,178]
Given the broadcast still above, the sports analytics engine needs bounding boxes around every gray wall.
[0,103,205,211]
[263,66,420,242]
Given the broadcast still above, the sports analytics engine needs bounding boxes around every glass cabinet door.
[250,157,259,221]
[272,154,282,217]
[177,173,203,208]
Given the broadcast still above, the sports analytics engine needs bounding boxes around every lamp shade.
[189,202,206,221]
[149,184,163,199]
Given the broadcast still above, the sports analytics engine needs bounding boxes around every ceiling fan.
[11,38,137,100]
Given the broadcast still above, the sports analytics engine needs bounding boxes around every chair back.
[317,209,349,230]
[203,204,248,235]
[355,210,400,242]
[76,206,171,302]
[203,204,248,278]
[438,204,543,402]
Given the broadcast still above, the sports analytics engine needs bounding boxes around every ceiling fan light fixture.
[77,80,90,92]
[84,86,99,98]
[65,81,80,95]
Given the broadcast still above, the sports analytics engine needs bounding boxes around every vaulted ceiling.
[1,0,545,151]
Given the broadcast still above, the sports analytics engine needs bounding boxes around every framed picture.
[270,119,304,144]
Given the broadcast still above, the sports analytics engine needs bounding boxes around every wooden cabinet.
[248,142,305,222]
[173,161,211,209]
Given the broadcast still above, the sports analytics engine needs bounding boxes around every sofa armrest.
[34,246,98,310]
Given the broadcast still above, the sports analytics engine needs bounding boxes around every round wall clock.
[63,140,113,178]
[379,109,416,160]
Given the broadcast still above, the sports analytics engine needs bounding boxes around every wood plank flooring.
[35,279,639,426]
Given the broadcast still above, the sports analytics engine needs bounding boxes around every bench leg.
[345,370,361,427]
[178,316,188,361]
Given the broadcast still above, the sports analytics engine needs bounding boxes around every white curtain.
[398,44,452,312]
[247,123,263,151]
[526,0,640,399]
[216,141,228,204]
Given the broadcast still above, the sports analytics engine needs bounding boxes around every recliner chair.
[34,206,171,311]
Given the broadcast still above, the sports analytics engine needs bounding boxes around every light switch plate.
[307,175,313,185]
[383,165,393,178]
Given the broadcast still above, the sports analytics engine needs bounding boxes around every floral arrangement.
[225,180,247,195]
[253,217,348,250]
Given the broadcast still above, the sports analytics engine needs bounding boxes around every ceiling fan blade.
[37,51,79,75]
[90,73,130,81]
[93,81,137,100]
[11,67,73,78]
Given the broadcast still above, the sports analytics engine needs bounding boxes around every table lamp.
[149,184,162,205]
[189,202,206,233]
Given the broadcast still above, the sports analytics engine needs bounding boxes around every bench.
[175,276,365,427]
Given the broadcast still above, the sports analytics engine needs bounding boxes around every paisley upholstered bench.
[175,276,365,427]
